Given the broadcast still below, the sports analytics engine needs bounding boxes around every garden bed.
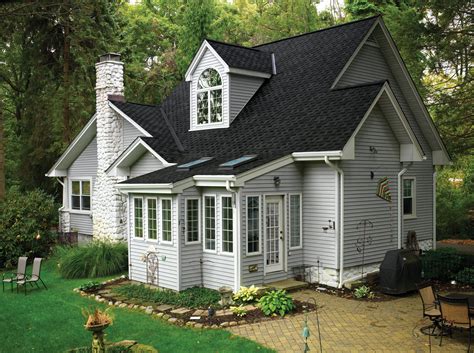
[307,283,401,302]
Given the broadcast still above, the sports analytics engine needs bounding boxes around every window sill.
[219,251,234,257]
[67,209,92,215]
[245,252,262,257]
[185,241,201,246]
[404,215,417,220]
[203,249,218,254]
[159,241,174,246]
[289,246,303,251]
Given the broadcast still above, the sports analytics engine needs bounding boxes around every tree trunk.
[0,99,5,200]
[62,21,71,143]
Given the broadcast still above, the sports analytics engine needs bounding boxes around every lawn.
[0,261,273,353]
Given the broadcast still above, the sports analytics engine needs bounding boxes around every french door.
[265,196,284,273]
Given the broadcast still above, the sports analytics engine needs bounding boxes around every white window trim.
[145,197,159,242]
[185,197,201,245]
[203,194,218,253]
[132,196,145,239]
[220,195,234,255]
[69,177,93,214]
[246,195,261,256]
[289,193,303,250]
[160,197,173,245]
[196,68,223,126]
[403,177,417,219]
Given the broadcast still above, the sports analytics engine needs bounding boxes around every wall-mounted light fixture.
[273,176,281,187]
[369,146,378,154]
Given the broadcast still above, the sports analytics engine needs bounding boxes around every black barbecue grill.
[379,249,421,295]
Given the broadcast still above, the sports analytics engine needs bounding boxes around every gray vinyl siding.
[303,163,337,269]
[240,163,304,286]
[128,194,179,291]
[229,74,264,123]
[337,39,433,243]
[123,118,143,149]
[179,187,235,290]
[341,109,400,267]
[130,152,164,178]
[67,137,97,235]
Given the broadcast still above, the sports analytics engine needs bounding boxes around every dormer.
[185,40,274,131]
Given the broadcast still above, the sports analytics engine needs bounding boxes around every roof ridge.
[206,38,269,54]
[110,99,158,108]
[253,15,381,48]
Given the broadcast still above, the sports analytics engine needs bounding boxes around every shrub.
[55,241,127,279]
[421,248,463,281]
[0,188,58,268]
[230,304,248,317]
[455,268,474,285]
[79,281,104,292]
[233,285,259,303]
[258,289,294,317]
[113,284,220,308]
[353,285,374,299]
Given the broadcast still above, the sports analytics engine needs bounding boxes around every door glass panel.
[266,201,280,266]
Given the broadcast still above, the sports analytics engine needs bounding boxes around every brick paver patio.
[229,289,472,352]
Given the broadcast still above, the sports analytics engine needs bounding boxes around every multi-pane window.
[222,196,233,253]
[403,179,415,217]
[147,198,157,240]
[247,196,260,254]
[134,198,143,238]
[290,194,302,248]
[161,199,172,242]
[186,199,200,243]
[197,68,222,125]
[204,196,216,250]
[71,180,91,211]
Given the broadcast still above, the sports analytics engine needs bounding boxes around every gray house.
[47,16,450,291]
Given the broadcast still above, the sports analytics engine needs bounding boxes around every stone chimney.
[93,53,126,240]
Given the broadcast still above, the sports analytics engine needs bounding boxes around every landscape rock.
[168,317,178,324]
[170,307,192,316]
[145,306,154,314]
[220,322,230,327]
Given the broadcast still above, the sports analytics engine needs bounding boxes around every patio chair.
[16,258,47,295]
[2,256,28,292]
[438,294,474,352]
[417,283,441,335]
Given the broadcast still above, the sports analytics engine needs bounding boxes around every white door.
[265,196,284,272]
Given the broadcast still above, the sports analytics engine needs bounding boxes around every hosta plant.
[230,304,248,317]
[353,285,374,299]
[258,289,295,317]
[233,285,259,303]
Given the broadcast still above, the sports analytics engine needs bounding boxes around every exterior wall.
[229,74,264,122]
[123,119,142,149]
[189,48,229,131]
[179,187,235,290]
[337,40,434,245]
[341,108,400,268]
[240,163,304,286]
[128,193,179,290]
[130,152,164,178]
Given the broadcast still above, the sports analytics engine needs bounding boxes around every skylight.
[177,157,213,171]
[219,155,257,170]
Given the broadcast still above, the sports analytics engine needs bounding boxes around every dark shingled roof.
[206,39,274,74]
[114,16,384,185]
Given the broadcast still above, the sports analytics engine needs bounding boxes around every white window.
[222,196,233,253]
[197,68,222,125]
[71,180,91,211]
[289,194,302,249]
[403,178,416,218]
[147,198,158,240]
[185,198,200,243]
[133,197,144,238]
[246,196,260,255]
[203,196,216,251]
[161,198,172,242]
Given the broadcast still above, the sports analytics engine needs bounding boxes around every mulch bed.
[307,283,402,302]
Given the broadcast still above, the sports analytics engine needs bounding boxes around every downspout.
[226,180,241,292]
[432,169,437,250]
[397,164,411,249]
[324,156,344,288]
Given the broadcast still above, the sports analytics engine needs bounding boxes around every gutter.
[397,164,412,249]
[324,156,345,288]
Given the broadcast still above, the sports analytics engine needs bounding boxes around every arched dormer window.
[197,68,222,125]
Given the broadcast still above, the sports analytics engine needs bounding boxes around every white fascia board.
[292,151,343,161]
[193,175,236,187]
[114,183,175,194]
[234,155,294,186]
[106,138,175,176]
[46,114,97,177]
[185,40,229,81]
[227,67,272,79]
[108,102,153,137]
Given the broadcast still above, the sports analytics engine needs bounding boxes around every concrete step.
[263,278,308,291]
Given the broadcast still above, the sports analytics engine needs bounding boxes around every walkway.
[229,289,471,352]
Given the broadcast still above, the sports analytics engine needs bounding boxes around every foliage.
[455,268,474,285]
[113,284,220,309]
[258,289,295,317]
[353,285,374,299]
[82,307,113,327]
[79,281,104,293]
[233,285,259,303]
[230,304,248,317]
[54,241,127,279]
[0,188,58,268]
[421,248,463,281]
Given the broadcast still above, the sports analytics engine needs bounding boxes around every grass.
[113,284,220,309]
[0,261,274,353]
